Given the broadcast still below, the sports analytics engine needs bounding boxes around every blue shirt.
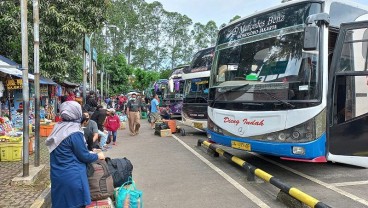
[151,99,159,113]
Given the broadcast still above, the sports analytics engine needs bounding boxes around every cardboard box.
[160,129,172,137]
[120,121,126,130]
[86,197,114,208]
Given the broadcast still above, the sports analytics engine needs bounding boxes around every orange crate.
[40,124,54,137]
[164,120,177,133]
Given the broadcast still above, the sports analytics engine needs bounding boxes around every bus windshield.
[188,47,215,73]
[211,3,322,107]
[184,77,210,97]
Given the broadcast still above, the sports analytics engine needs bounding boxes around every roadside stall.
[0,55,34,161]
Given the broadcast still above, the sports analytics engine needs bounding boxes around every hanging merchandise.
[0,81,4,97]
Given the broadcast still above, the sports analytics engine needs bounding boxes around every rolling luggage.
[87,160,114,200]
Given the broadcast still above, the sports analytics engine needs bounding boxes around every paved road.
[105,119,368,208]
[105,120,283,208]
[176,124,368,208]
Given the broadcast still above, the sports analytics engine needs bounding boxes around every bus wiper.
[211,84,249,107]
[257,91,295,109]
[211,83,295,109]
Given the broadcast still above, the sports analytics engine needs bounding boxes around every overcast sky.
[146,0,368,26]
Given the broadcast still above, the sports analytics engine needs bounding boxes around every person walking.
[104,108,120,145]
[150,94,161,129]
[46,101,105,208]
[126,93,141,136]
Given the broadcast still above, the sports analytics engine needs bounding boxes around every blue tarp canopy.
[40,77,57,85]
[0,55,57,85]
[0,55,35,80]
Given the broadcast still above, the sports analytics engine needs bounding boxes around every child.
[104,108,121,145]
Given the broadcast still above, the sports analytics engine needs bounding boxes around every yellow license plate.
[231,141,251,151]
[193,122,203,129]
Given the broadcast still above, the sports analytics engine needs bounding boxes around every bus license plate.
[194,122,203,129]
[231,141,251,151]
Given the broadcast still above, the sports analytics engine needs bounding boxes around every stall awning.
[40,77,57,85]
[61,80,79,87]
[0,56,35,80]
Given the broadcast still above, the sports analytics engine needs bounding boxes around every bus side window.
[328,29,339,73]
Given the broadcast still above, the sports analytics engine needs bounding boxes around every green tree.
[104,54,133,95]
[0,0,110,82]
[191,21,218,52]
[159,69,172,79]
[0,1,21,64]
[132,68,159,90]
[229,15,241,23]
[163,11,193,70]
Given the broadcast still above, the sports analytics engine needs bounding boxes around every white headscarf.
[45,101,83,153]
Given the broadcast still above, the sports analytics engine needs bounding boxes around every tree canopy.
[0,0,238,91]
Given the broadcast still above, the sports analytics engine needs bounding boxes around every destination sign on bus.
[218,3,317,45]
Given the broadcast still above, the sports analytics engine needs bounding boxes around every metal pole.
[83,43,87,105]
[89,33,93,93]
[21,0,30,177]
[94,62,97,96]
[33,0,40,167]
[107,74,110,95]
[101,65,104,102]
[106,71,108,96]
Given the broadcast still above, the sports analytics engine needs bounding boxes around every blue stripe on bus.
[208,131,326,160]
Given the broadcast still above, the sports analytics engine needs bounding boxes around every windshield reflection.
[214,32,320,103]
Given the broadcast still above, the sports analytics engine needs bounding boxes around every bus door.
[328,21,368,168]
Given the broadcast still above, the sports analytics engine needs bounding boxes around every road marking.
[250,152,368,206]
[172,134,270,208]
[177,120,206,132]
[331,180,368,187]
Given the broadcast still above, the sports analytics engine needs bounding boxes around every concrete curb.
[30,184,51,208]
[198,139,331,208]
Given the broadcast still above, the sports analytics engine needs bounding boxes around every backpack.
[87,160,114,201]
[105,157,133,188]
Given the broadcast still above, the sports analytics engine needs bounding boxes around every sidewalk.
[0,138,50,208]
[104,119,258,208]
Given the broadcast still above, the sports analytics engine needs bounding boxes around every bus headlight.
[266,135,275,141]
[278,133,287,141]
[250,109,326,143]
[208,117,224,135]
[292,131,301,140]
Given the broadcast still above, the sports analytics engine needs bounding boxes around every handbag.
[115,177,143,208]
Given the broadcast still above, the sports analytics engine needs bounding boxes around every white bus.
[207,0,368,167]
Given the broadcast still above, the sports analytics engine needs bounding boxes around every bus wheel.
[181,129,186,136]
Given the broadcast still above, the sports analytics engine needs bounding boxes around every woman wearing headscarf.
[46,101,104,208]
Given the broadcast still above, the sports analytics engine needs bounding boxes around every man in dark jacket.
[85,91,98,112]
[90,106,108,131]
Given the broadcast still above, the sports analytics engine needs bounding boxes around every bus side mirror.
[303,25,318,51]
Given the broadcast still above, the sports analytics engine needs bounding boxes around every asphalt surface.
[105,119,368,208]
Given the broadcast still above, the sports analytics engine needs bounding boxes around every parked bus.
[164,65,189,118]
[181,47,214,134]
[207,0,368,167]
